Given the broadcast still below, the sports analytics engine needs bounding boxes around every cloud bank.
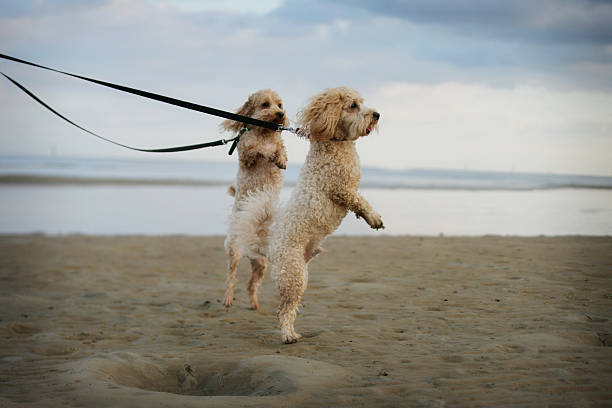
[0,0,610,175]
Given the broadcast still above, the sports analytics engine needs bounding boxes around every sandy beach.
[1,234,611,407]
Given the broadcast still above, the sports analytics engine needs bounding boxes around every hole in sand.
[102,360,294,396]
[85,353,352,397]
[172,362,295,396]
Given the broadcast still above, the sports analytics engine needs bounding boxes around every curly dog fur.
[223,89,288,310]
[233,87,383,343]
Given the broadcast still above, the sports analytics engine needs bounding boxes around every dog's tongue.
[366,127,372,134]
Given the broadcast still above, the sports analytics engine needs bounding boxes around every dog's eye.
[262,102,270,108]
[278,103,282,108]
[350,102,358,109]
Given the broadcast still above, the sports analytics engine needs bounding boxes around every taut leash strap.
[0,53,280,132]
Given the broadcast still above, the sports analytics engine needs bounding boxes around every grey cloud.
[1,0,610,93]
[330,0,612,45]
[0,0,108,18]
[267,0,612,88]
[270,0,368,23]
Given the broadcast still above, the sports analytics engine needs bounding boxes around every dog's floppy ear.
[221,94,255,133]
[299,91,343,141]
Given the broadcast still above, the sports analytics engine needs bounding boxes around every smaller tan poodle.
[232,87,383,343]
[222,89,288,310]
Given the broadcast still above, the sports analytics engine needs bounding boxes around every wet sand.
[1,235,611,407]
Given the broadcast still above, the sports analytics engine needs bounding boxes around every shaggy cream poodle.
[222,89,288,310]
[233,87,383,343]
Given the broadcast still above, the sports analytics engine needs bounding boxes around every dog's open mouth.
[365,126,372,135]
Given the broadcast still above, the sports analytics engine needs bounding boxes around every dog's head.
[222,89,288,133]
[297,87,379,142]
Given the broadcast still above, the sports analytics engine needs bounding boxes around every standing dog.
[223,89,288,310]
[233,87,383,343]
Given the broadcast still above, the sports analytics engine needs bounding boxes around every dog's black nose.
[276,111,285,118]
[373,112,380,120]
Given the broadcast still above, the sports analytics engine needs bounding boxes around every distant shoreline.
[2,174,612,191]
[2,155,612,190]
[0,175,229,186]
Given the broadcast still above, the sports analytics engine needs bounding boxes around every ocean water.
[1,155,611,236]
[3,155,612,190]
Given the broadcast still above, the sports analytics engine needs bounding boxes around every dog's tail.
[227,185,279,259]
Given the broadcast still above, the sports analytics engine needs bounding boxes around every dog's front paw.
[363,212,384,230]
[276,158,287,170]
[243,154,258,168]
[269,152,286,170]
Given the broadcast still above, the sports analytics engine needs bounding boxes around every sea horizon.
[2,154,612,191]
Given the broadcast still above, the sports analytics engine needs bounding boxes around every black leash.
[0,53,291,153]
[2,72,244,153]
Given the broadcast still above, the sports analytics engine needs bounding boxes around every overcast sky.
[1,0,611,175]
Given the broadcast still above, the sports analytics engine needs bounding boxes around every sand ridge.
[0,235,611,407]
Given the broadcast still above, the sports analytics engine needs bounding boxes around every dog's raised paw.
[269,152,286,169]
[363,212,384,230]
[244,154,259,168]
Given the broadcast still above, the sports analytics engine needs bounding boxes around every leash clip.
[281,126,310,140]
[280,126,300,134]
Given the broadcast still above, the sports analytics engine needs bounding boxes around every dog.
[233,86,383,343]
[222,89,288,311]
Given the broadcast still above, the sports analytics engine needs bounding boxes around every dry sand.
[1,234,611,407]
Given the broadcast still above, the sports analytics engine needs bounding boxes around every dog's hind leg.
[304,237,324,263]
[223,245,241,308]
[275,248,307,343]
[248,256,266,310]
